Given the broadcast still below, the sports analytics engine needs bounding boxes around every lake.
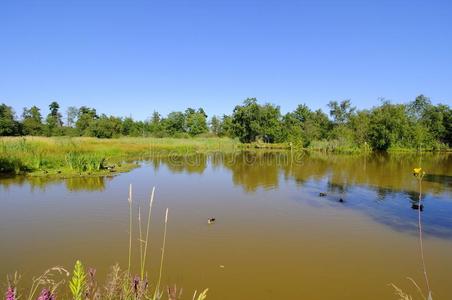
[1,151,451,299]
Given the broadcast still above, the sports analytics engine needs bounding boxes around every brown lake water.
[1,151,451,299]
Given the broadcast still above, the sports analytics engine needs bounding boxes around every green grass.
[2,135,440,178]
[0,136,237,177]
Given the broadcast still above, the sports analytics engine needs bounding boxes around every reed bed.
[0,136,236,176]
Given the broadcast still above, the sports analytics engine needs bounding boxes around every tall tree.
[22,106,43,135]
[368,101,411,150]
[210,115,221,135]
[45,101,63,135]
[0,103,20,136]
[162,111,185,135]
[76,106,98,136]
[185,108,208,136]
[66,106,79,127]
[328,100,356,124]
[231,98,283,143]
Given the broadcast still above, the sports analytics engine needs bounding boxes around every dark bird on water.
[339,198,345,203]
[208,218,216,224]
[411,203,424,211]
[319,192,327,197]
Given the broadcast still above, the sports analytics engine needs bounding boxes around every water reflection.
[0,175,111,192]
[146,151,452,238]
[1,151,451,238]
[148,151,451,195]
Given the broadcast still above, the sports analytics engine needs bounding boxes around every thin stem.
[138,206,144,279]
[128,184,133,275]
[156,208,169,295]
[417,178,431,296]
[142,186,155,279]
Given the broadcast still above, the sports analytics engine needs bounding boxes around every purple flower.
[36,289,55,300]
[133,276,140,294]
[5,287,16,300]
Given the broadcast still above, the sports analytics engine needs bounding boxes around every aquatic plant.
[142,186,156,279]
[128,183,133,275]
[36,288,55,300]
[192,289,209,300]
[391,167,433,300]
[5,273,19,300]
[155,208,169,298]
[26,267,69,300]
[69,260,86,300]
[0,136,236,177]
[413,167,432,300]
[85,267,99,300]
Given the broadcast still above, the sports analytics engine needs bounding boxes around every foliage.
[69,260,86,300]
[185,108,208,136]
[1,96,451,151]
[22,106,43,135]
[231,98,285,143]
[209,115,221,135]
[328,99,355,124]
[45,101,63,136]
[0,104,20,136]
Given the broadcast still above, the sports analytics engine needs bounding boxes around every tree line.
[0,95,451,151]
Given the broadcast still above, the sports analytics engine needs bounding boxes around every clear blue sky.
[1,0,451,121]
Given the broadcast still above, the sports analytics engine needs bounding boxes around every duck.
[207,218,216,224]
[319,192,327,197]
[338,198,345,203]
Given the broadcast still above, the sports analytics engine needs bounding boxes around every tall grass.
[0,136,236,176]
[128,184,133,276]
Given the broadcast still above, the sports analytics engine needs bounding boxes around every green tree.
[22,106,43,135]
[231,98,283,143]
[368,101,411,150]
[349,110,370,146]
[90,114,122,138]
[407,94,431,121]
[328,100,356,124]
[210,115,221,135]
[185,108,208,136]
[219,115,234,137]
[0,103,20,136]
[66,106,79,127]
[76,106,98,136]
[45,101,63,136]
[162,111,186,135]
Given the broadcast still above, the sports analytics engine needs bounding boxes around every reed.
[128,183,133,276]
[142,186,155,279]
[155,208,169,298]
[0,136,236,176]
[138,206,144,279]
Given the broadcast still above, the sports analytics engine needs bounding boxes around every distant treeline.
[1,95,451,151]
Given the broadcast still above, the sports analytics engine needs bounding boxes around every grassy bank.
[1,136,448,177]
[0,136,237,177]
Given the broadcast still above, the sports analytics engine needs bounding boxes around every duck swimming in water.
[208,218,216,224]
[319,192,327,197]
